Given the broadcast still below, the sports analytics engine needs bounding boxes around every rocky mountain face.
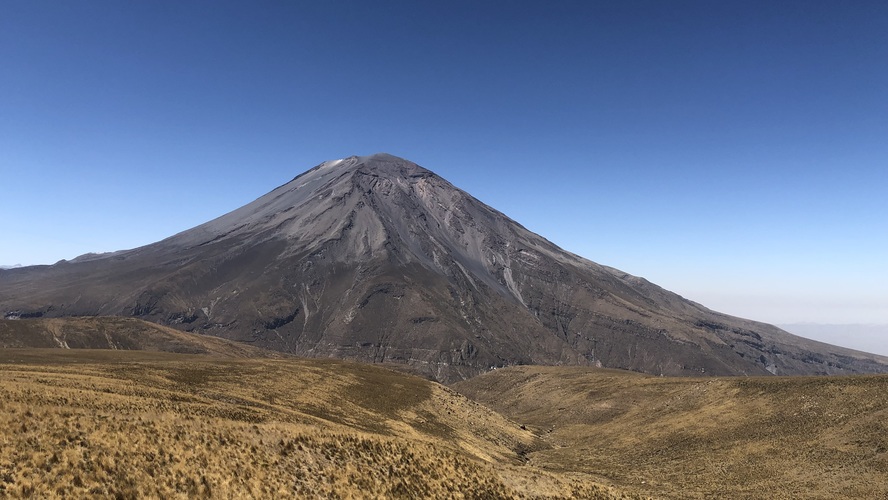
[2,153,887,382]
[0,317,278,357]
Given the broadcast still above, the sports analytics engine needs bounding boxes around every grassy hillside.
[0,350,633,499]
[452,366,888,499]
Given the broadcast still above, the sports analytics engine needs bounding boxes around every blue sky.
[1,1,886,333]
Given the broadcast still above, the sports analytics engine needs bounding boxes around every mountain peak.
[355,152,405,163]
[4,154,888,382]
[316,152,408,168]
[313,153,430,180]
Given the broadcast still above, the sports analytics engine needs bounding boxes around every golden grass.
[0,350,635,499]
[452,365,888,499]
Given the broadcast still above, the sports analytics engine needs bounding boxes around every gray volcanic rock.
[2,153,887,381]
[0,316,279,357]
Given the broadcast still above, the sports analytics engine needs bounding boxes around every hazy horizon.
[777,323,888,357]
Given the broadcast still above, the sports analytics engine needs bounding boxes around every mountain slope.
[0,317,280,357]
[2,153,887,381]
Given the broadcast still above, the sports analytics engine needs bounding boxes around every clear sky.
[1,1,886,333]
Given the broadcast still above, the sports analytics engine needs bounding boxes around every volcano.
[3,153,887,381]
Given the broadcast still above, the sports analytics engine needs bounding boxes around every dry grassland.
[0,350,633,499]
[452,366,888,499]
